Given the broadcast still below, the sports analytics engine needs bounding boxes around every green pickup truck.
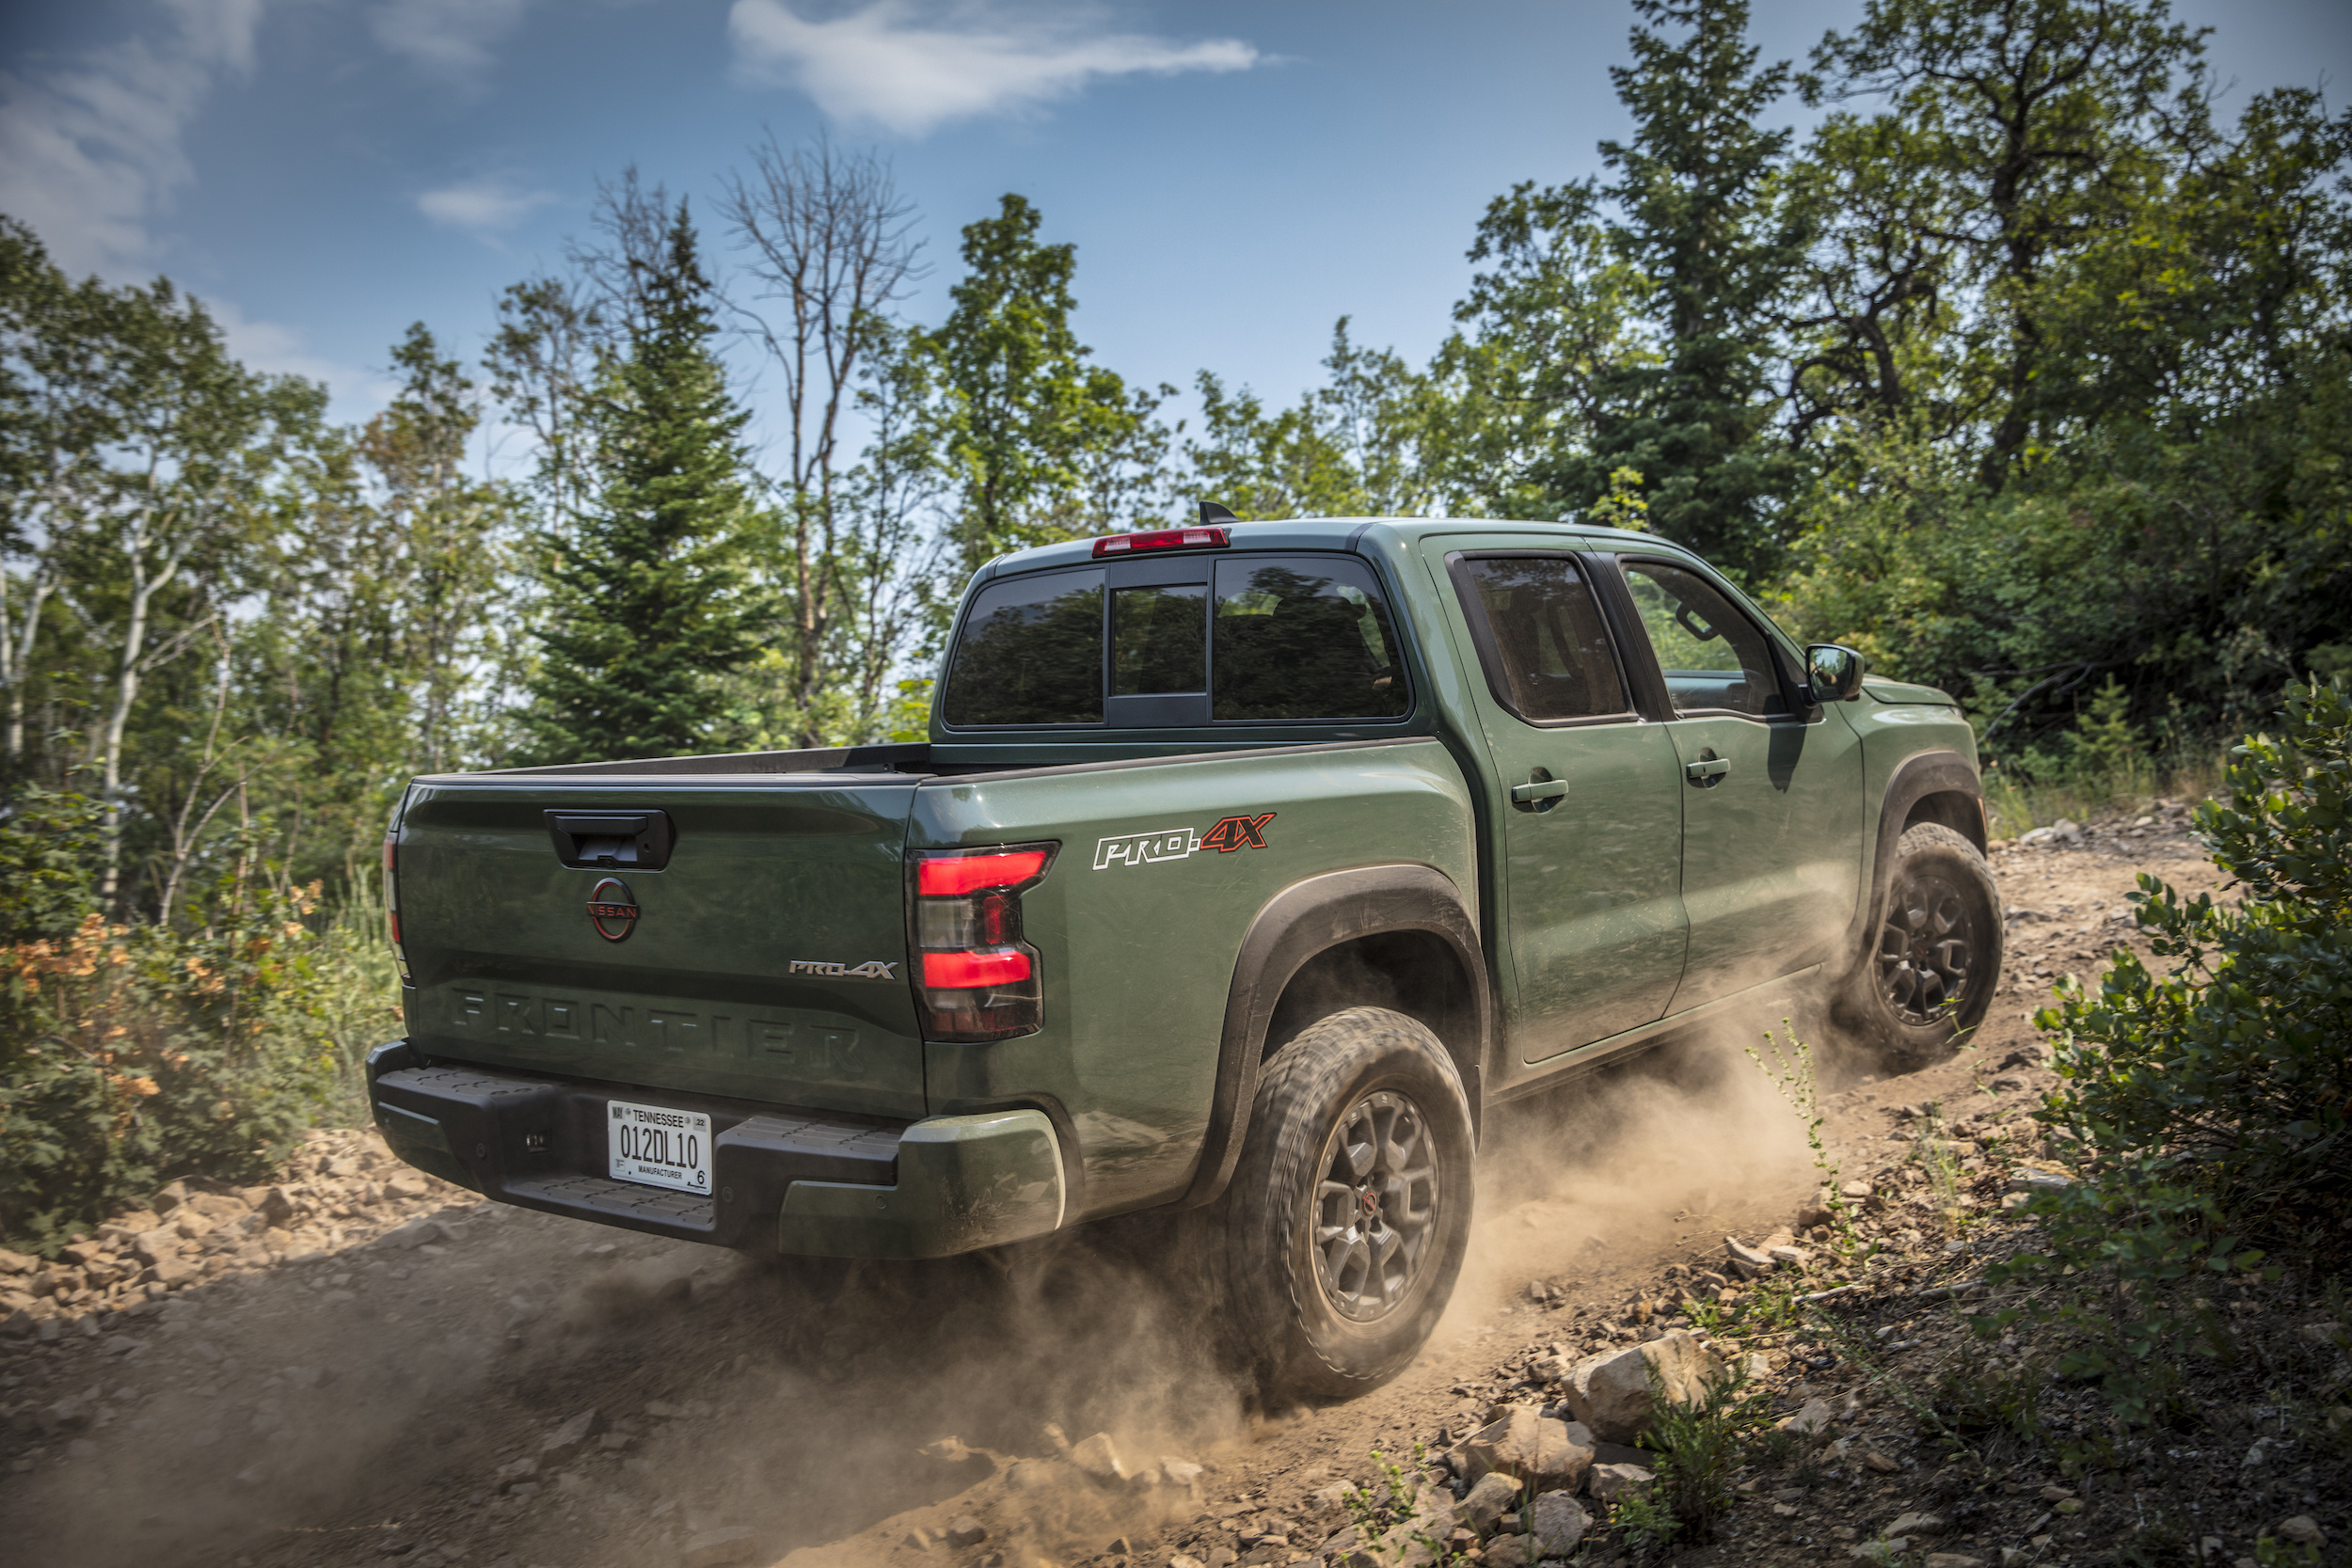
[368,512,2001,1396]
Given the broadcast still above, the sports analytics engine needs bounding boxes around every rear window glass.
[940,569,1104,726]
[1112,583,1207,695]
[1213,558,1409,721]
[1457,555,1629,721]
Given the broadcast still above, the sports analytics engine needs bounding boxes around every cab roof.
[970,516,1668,582]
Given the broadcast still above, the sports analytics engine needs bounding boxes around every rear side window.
[941,569,1104,726]
[1212,557,1410,721]
[1454,555,1629,722]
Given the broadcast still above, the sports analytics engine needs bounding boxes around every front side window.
[1454,555,1629,722]
[941,569,1104,726]
[1212,558,1410,721]
[1619,559,1788,718]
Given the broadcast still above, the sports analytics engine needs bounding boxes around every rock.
[945,1517,988,1549]
[538,1409,603,1462]
[1485,1536,1529,1568]
[1159,1457,1204,1489]
[1529,1492,1590,1559]
[1169,1558,1206,1568]
[2298,1322,2344,1348]
[0,1247,37,1275]
[2010,1166,2073,1195]
[1862,1451,1899,1474]
[1560,1331,1720,1444]
[1069,1431,1131,1484]
[129,1230,181,1267]
[1926,1556,1987,1568]
[1456,1472,1522,1534]
[2038,1486,2075,1504]
[1457,1407,1595,1493]
[154,1180,191,1213]
[2274,1518,2327,1549]
[1888,1513,1947,1539]
[1587,1464,1653,1503]
[258,1188,297,1229]
[679,1527,757,1567]
[2002,1549,2028,1568]
[904,1528,934,1551]
[380,1217,444,1251]
[1530,1353,1574,1386]
[1851,1540,1911,1564]
[1840,1180,1874,1201]
[1724,1238,1775,1279]
[1777,1399,1834,1435]
[1795,1204,1835,1229]
[1768,1245,1811,1270]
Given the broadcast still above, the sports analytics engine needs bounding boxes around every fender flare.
[1846,748,1988,967]
[1172,863,1490,1211]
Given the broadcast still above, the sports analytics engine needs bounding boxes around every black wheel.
[1839,821,2003,1059]
[1215,1006,1474,1400]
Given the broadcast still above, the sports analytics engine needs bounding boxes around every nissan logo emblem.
[586,878,639,942]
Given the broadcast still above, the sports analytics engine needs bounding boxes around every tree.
[916,195,1162,568]
[1586,0,1804,578]
[523,202,767,763]
[720,133,929,747]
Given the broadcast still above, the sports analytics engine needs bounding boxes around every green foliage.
[1610,1487,1683,1560]
[1641,1356,1769,1542]
[0,867,341,1251]
[523,202,769,763]
[1979,681,2346,1423]
[1747,1025,1866,1257]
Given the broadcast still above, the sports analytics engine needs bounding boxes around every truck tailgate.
[393,770,925,1118]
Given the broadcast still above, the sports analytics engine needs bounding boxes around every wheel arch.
[1841,748,1989,988]
[1173,863,1490,1211]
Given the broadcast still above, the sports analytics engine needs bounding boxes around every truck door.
[1439,550,1689,1062]
[1601,554,1866,1011]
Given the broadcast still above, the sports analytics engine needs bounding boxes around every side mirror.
[1804,643,1866,705]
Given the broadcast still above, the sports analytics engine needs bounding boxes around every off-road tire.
[1838,821,2004,1060]
[1216,1006,1474,1401]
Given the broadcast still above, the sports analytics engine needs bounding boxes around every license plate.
[606,1100,712,1196]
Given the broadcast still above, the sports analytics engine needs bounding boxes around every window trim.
[1600,553,1807,726]
[936,552,1419,733]
[1444,550,1645,731]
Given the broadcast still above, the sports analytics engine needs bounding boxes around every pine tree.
[1585,0,1804,579]
[524,204,765,762]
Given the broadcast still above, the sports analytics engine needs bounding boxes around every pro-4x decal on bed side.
[1093,813,1275,870]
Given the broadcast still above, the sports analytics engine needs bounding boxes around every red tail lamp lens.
[909,841,1057,1043]
[1090,525,1230,558]
[922,950,1033,989]
[917,849,1050,896]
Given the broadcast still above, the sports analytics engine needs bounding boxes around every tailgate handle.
[546,811,675,871]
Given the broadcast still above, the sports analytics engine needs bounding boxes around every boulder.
[1560,1331,1721,1444]
[1724,1238,1774,1279]
[1456,1472,1522,1534]
[1530,1492,1591,1559]
[944,1516,988,1549]
[1457,1406,1593,1493]
[1588,1463,1654,1503]
[1069,1431,1133,1485]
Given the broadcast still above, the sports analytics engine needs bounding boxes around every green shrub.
[1980,679,2348,1423]
[2047,676,2352,1224]
[0,817,346,1251]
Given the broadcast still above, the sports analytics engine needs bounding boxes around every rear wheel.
[1839,821,2003,1059]
[1215,1006,1474,1400]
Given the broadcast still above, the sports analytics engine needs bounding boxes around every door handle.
[1684,756,1731,786]
[1510,777,1570,804]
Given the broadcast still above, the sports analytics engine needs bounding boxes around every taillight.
[383,828,410,983]
[1091,525,1229,558]
[910,842,1057,1041]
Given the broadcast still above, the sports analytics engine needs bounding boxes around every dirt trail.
[0,812,2219,1568]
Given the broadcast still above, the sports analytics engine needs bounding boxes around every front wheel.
[1837,821,2004,1059]
[1216,1006,1475,1401]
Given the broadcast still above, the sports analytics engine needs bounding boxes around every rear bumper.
[364,1040,1065,1259]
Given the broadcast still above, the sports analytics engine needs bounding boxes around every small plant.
[1747,1024,1864,1256]
[1343,1446,1464,1566]
[1912,1111,1969,1232]
[1610,1488,1682,1560]
[1641,1356,1769,1543]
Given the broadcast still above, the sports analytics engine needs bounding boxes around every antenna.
[1200,501,1239,526]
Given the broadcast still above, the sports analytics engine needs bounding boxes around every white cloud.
[727,0,1258,136]
[370,0,534,81]
[417,175,560,235]
[0,0,267,276]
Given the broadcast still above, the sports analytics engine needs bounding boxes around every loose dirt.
[13,807,2328,1568]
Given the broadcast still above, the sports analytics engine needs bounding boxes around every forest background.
[2,0,2347,1244]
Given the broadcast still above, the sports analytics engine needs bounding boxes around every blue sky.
[4,0,2348,444]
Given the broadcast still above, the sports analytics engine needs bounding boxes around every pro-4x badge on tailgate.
[1094,813,1275,870]
[788,958,899,980]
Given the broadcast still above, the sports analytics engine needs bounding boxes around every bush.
[2046,676,2352,1226]
[1980,679,2349,1422]
[0,792,348,1251]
